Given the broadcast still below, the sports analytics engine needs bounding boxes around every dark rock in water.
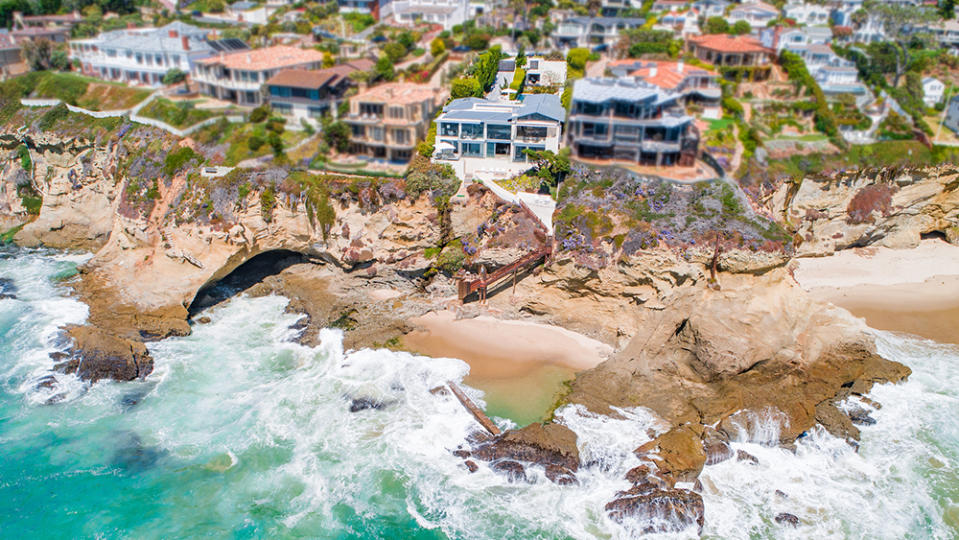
[113,431,166,472]
[736,450,759,465]
[635,425,706,484]
[775,490,789,499]
[544,464,578,486]
[196,316,212,324]
[490,460,527,483]
[857,396,882,410]
[429,386,449,396]
[35,375,57,391]
[471,423,580,479]
[847,405,877,426]
[45,393,67,405]
[452,449,471,459]
[0,277,17,300]
[703,427,734,466]
[775,513,800,527]
[815,401,861,442]
[348,397,391,413]
[464,460,479,473]
[48,351,70,363]
[605,488,705,535]
[617,480,667,498]
[625,464,652,484]
[58,326,153,382]
[120,384,155,411]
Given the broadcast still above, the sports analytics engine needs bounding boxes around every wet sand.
[795,240,959,345]
[402,310,613,424]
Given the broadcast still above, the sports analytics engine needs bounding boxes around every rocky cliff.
[765,166,959,256]
[3,117,948,534]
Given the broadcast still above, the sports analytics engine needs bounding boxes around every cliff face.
[767,166,959,256]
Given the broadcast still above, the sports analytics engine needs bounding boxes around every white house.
[776,26,832,52]
[69,22,242,86]
[692,0,730,18]
[783,2,830,26]
[379,0,470,30]
[728,1,779,29]
[653,6,702,38]
[433,94,566,179]
[525,57,567,87]
[923,77,945,108]
[552,16,646,49]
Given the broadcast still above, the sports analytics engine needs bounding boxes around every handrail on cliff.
[456,245,552,302]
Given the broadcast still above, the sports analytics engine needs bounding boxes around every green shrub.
[17,144,31,171]
[249,105,269,123]
[260,186,276,222]
[37,102,69,131]
[163,146,199,176]
[248,134,265,151]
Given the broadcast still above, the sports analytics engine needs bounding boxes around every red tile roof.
[198,45,325,72]
[629,61,718,90]
[688,34,770,54]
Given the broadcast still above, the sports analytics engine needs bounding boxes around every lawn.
[705,118,735,132]
[219,123,308,166]
[28,72,149,111]
[765,140,959,179]
[138,98,216,128]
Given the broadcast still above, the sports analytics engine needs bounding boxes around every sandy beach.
[794,239,959,344]
[402,310,614,424]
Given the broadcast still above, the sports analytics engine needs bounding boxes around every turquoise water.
[2,248,959,539]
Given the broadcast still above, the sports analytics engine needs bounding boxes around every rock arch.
[187,249,315,318]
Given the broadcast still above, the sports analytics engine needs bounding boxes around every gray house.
[945,96,959,134]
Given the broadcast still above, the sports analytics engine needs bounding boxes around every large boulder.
[468,423,580,483]
[605,486,705,535]
[56,325,153,382]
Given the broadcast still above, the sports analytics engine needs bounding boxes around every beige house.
[344,83,443,163]
[192,45,326,106]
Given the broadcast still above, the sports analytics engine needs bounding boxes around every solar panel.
[208,38,249,52]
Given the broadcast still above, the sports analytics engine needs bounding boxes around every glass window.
[461,123,483,139]
[440,122,459,137]
[393,129,409,144]
[486,124,511,140]
[389,106,405,119]
[307,106,327,118]
[351,124,365,136]
[462,142,482,157]
[273,103,293,115]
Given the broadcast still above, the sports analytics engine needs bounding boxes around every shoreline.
[401,310,614,424]
[793,239,959,345]
[402,310,614,378]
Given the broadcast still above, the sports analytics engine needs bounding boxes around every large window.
[582,122,608,137]
[392,129,409,145]
[372,127,384,141]
[308,106,327,118]
[272,103,293,115]
[461,142,482,157]
[359,103,384,117]
[440,122,459,137]
[516,126,548,140]
[513,145,544,162]
[460,123,483,139]
[351,124,365,137]
[388,106,405,119]
[486,124,511,140]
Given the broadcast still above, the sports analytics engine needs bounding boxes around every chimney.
[169,29,178,38]
[182,35,189,51]
[246,53,251,64]
[677,60,684,73]
[649,62,657,77]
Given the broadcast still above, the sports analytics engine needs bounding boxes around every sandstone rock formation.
[767,166,959,256]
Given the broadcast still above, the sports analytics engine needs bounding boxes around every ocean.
[1,247,958,539]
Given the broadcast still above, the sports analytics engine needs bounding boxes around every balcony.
[192,71,262,91]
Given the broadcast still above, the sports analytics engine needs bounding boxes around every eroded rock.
[57,326,153,382]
